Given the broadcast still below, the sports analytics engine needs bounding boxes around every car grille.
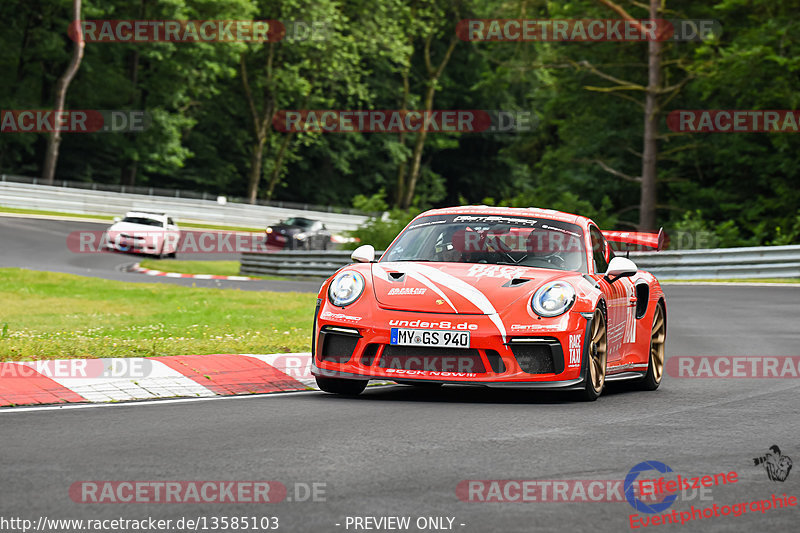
[379,346,485,373]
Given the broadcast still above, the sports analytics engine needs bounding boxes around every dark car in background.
[265,217,332,250]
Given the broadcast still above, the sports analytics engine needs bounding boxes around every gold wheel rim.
[650,305,666,383]
[589,309,607,392]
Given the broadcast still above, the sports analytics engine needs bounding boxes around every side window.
[589,226,609,273]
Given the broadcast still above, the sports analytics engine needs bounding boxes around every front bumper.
[311,305,592,390]
[106,236,160,255]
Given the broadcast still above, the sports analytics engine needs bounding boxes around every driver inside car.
[433,229,464,262]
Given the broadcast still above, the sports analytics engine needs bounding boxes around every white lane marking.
[0,384,401,414]
[43,358,216,402]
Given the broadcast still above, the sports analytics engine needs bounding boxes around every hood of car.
[107,221,164,234]
[371,261,573,314]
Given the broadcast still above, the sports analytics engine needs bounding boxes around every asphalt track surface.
[2,216,800,532]
[0,215,321,292]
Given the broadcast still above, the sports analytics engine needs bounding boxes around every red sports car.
[311,206,666,401]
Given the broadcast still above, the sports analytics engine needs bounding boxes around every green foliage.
[0,0,796,248]
[347,190,419,250]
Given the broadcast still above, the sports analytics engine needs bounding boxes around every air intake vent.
[509,337,565,374]
[511,344,554,374]
[502,278,531,287]
[319,327,360,364]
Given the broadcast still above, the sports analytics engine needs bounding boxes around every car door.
[589,225,632,363]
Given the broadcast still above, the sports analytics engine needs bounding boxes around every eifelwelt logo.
[625,461,677,514]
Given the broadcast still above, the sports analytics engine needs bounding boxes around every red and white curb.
[132,263,255,281]
[0,353,332,407]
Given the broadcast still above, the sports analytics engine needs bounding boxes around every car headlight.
[531,281,575,317]
[328,271,365,307]
[295,233,308,240]
[266,227,273,234]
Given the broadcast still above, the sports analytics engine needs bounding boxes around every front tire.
[579,307,608,401]
[315,376,368,396]
[636,303,666,391]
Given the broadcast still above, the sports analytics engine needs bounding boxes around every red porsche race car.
[311,206,666,401]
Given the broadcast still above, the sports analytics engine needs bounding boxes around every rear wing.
[602,228,666,251]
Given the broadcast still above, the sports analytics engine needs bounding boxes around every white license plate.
[390,328,470,348]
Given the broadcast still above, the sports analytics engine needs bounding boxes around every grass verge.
[0,268,315,360]
[137,259,287,281]
[138,259,243,277]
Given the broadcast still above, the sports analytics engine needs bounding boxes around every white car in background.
[105,211,180,258]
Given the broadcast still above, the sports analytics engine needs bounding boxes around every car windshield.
[283,217,314,228]
[382,214,588,272]
[121,216,164,228]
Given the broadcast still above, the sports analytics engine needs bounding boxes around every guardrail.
[241,250,383,278]
[0,173,368,215]
[241,245,800,280]
[630,244,800,279]
[0,179,368,232]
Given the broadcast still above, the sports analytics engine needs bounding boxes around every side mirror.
[113,217,121,223]
[604,256,638,283]
[351,244,375,263]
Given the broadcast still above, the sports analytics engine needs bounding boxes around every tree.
[390,0,462,209]
[41,0,84,184]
